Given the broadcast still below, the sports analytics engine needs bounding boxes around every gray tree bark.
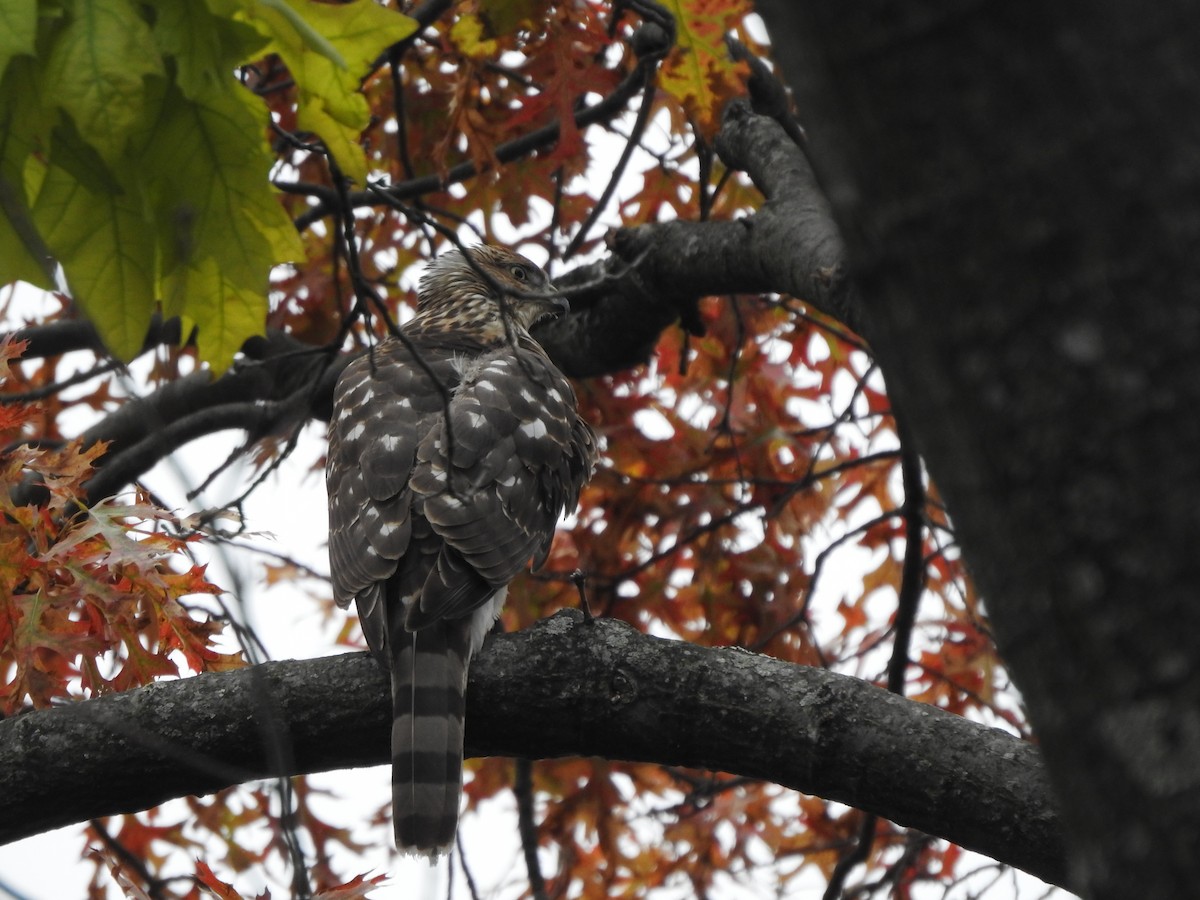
[755,3,1200,897]
[0,611,1066,885]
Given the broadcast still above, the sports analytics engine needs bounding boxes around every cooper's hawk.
[326,245,596,856]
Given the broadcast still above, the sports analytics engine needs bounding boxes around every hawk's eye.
[510,265,528,282]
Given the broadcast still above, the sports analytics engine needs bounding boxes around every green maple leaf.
[40,0,164,166]
[241,0,418,181]
[0,0,37,82]
[3,0,415,370]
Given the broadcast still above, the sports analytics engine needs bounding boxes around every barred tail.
[390,619,471,855]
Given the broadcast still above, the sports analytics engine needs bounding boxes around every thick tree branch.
[538,102,865,377]
[616,103,861,329]
[9,318,106,358]
[0,610,1068,889]
[7,331,347,508]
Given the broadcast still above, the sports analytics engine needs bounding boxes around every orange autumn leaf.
[659,0,753,135]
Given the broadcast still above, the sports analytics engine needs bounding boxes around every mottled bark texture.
[0,611,1066,886]
[756,3,1200,897]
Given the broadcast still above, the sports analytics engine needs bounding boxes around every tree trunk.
[757,2,1200,896]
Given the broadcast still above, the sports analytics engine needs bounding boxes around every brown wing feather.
[406,344,592,626]
[326,246,598,856]
[327,342,460,640]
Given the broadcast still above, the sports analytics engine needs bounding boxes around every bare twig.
[87,818,168,900]
[823,404,928,898]
[515,758,549,900]
[286,34,659,231]
[822,814,878,900]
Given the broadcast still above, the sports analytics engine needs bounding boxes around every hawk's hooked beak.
[531,294,570,328]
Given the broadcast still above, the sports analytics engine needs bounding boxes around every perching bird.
[326,245,596,857]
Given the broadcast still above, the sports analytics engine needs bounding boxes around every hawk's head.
[414,245,567,342]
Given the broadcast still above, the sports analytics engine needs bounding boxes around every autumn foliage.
[0,339,236,713]
[0,1,1027,898]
